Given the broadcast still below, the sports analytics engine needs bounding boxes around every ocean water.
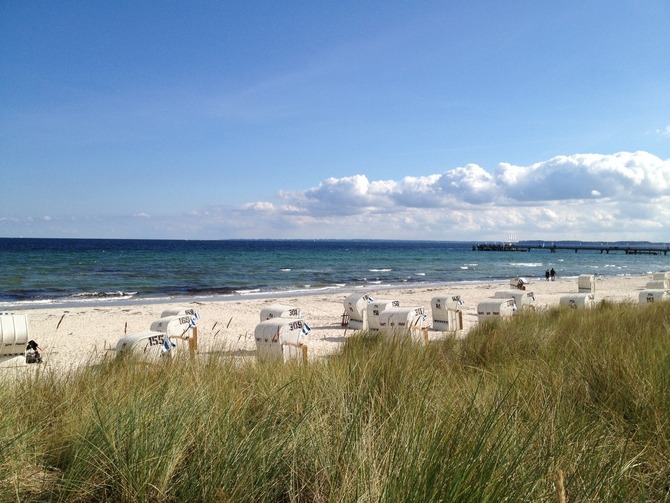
[1,238,669,308]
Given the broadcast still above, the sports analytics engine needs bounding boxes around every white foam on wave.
[299,284,347,292]
[0,299,56,307]
[235,288,261,295]
[0,291,161,309]
[509,262,543,267]
[71,291,137,300]
[369,268,392,272]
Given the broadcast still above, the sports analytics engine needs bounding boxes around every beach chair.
[510,277,528,290]
[367,299,400,330]
[115,331,174,360]
[0,313,30,368]
[343,293,374,331]
[559,293,597,309]
[638,289,670,304]
[430,295,464,332]
[494,290,536,311]
[577,275,595,293]
[254,318,310,363]
[116,307,201,361]
[378,306,429,344]
[477,298,517,322]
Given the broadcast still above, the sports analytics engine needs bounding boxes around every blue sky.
[2,1,669,241]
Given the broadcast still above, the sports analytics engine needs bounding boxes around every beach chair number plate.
[148,334,166,346]
[289,321,304,330]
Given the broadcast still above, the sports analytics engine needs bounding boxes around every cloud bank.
[235,151,670,241]
[3,151,670,241]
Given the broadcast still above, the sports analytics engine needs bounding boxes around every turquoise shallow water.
[1,238,669,307]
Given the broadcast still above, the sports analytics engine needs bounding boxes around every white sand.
[8,274,652,372]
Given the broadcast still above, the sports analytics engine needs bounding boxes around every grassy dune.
[2,300,669,502]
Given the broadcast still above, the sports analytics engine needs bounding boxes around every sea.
[1,238,669,309]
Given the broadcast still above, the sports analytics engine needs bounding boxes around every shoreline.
[0,271,645,311]
[2,273,657,373]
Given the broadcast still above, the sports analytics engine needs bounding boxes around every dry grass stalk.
[556,468,566,503]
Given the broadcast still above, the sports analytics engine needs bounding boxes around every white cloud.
[438,164,497,203]
[232,151,670,240]
[291,151,670,210]
[496,152,670,201]
[243,201,276,212]
[291,175,397,216]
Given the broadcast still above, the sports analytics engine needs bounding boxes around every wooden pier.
[474,243,670,255]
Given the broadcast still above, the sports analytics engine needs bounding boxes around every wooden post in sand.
[188,326,198,360]
[283,341,308,364]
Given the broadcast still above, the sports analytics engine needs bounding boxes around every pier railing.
[474,243,670,255]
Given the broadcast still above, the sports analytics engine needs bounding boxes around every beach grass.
[2,300,670,502]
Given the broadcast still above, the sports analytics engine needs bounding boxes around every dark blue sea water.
[1,238,669,308]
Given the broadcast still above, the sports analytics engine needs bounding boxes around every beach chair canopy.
[559,294,596,309]
[638,289,670,304]
[477,298,517,321]
[378,306,428,338]
[577,275,595,293]
[431,295,464,312]
[0,313,30,357]
[160,307,200,318]
[493,290,536,309]
[646,279,670,290]
[367,299,400,330]
[259,304,303,322]
[150,315,193,338]
[115,330,181,360]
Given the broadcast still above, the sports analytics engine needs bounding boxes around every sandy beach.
[7,274,655,372]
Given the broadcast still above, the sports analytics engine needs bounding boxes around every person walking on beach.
[545,269,550,281]
[550,268,556,281]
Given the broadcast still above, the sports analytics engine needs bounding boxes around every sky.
[1,1,670,242]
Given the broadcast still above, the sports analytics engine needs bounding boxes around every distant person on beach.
[545,269,550,281]
[550,268,556,281]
